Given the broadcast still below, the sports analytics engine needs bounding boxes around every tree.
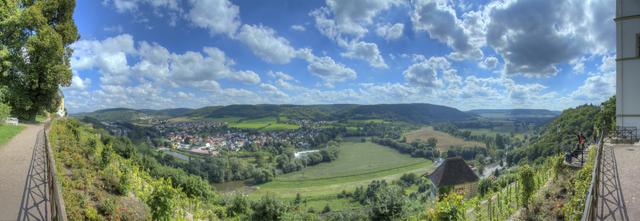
[367,185,405,221]
[427,137,438,148]
[0,0,79,120]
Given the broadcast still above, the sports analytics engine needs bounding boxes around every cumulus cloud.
[71,34,135,85]
[236,24,297,64]
[311,0,402,39]
[403,56,450,88]
[375,23,404,40]
[297,49,357,86]
[71,34,261,89]
[187,0,241,36]
[486,0,614,77]
[411,0,483,60]
[340,41,388,68]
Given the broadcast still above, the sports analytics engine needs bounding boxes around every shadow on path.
[596,144,630,220]
[16,129,49,221]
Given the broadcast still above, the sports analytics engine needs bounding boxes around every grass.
[404,127,484,151]
[250,141,434,207]
[0,124,25,145]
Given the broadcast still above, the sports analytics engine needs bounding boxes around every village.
[153,120,323,157]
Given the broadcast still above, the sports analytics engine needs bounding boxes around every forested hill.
[467,109,560,119]
[73,103,478,124]
[506,104,603,165]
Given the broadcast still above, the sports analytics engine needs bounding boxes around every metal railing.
[580,128,605,221]
[44,121,67,221]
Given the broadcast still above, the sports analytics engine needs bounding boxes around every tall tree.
[0,0,78,120]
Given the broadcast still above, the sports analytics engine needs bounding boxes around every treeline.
[433,123,516,150]
[371,137,439,160]
[344,122,405,139]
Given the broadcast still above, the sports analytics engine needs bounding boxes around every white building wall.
[616,0,640,129]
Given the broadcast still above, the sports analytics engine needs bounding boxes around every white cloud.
[340,40,388,68]
[68,74,92,91]
[311,0,402,40]
[479,56,498,69]
[187,0,241,36]
[486,0,614,77]
[403,56,450,88]
[291,25,306,32]
[375,23,404,40]
[260,83,288,98]
[71,34,135,85]
[297,49,356,86]
[571,72,615,101]
[268,71,294,81]
[569,57,586,73]
[236,24,297,64]
[411,0,483,60]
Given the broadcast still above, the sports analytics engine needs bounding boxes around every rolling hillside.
[73,103,477,124]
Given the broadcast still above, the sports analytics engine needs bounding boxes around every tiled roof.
[428,157,479,187]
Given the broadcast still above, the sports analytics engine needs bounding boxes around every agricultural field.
[404,127,484,151]
[249,141,434,210]
[0,124,25,145]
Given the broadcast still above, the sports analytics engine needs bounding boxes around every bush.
[251,195,288,221]
[147,183,177,221]
[322,204,332,214]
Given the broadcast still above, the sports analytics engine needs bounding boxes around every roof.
[428,157,479,187]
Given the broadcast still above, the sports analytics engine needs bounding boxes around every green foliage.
[427,192,465,220]
[519,165,535,208]
[0,102,11,121]
[595,96,616,135]
[147,182,177,221]
[251,194,288,221]
[227,194,250,217]
[507,105,600,165]
[0,0,78,120]
[367,185,406,220]
[564,146,597,220]
[48,119,226,220]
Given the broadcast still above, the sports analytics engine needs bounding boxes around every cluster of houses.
[157,121,325,157]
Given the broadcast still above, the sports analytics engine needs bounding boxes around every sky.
[64,0,617,113]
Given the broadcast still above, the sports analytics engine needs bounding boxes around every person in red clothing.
[579,133,586,150]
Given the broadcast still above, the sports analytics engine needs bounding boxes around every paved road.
[0,123,50,221]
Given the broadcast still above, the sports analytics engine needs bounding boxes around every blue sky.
[64,0,616,113]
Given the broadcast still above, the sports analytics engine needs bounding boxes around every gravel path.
[0,123,48,221]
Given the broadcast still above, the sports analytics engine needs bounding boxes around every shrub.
[251,195,287,221]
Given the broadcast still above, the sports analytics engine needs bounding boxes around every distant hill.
[74,103,478,124]
[467,109,560,119]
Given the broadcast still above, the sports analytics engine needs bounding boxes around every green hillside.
[76,103,477,124]
[49,119,225,220]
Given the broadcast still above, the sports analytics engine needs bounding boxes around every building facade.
[616,0,640,129]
